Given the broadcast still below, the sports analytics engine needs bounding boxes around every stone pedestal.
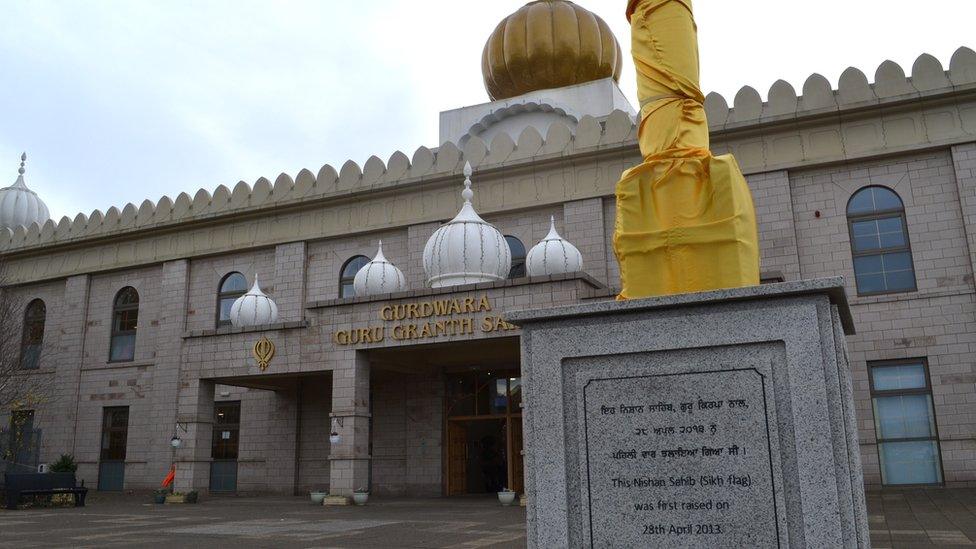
[508,278,869,548]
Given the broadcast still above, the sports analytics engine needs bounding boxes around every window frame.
[211,401,242,461]
[868,358,944,486]
[99,406,130,462]
[339,255,370,298]
[216,272,248,327]
[846,186,917,296]
[109,287,140,363]
[20,299,46,370]
[505,235,527,279]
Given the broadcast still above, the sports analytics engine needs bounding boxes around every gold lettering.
[435,321,447,336]
[335,331,350,345]
[420,323,432,338]
[479,295,492,312]
[392,325,405,340]
[420,302,434,318]
[406,324,418,339]
[434,300,450,316]
[449,299,461,314]
[406,303,418,319]
[380,306,393,322]
[463,298,475,313]
[481,317,494,332]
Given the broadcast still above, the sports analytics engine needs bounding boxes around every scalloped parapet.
[1,49,973,257]
[705,48,975,129]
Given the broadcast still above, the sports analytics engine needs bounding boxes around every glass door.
[98,407,129,491]
[210,401,241,493]
[445,370,523,495]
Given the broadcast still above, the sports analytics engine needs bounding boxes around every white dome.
[0,153,50,231]
[423,163,511,288]
[229,275,279,327]
[526,216,583,277]
[354,241,408,296]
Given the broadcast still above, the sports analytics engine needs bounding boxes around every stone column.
[327,351,371,501]
[951,143,976,278]
[147,260,189,486]
[55,275,90,459]
[273,242,306,323]
[173,379,215,493]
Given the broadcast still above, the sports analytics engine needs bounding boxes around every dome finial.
[18,152,26,176]
[461,162,474,203]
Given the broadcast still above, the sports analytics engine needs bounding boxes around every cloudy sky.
[1,0,972,220]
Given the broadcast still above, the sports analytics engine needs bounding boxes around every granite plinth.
[507,278,869,548]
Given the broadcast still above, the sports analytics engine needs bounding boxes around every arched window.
[847,186,916,295]
[20,299,45,370]
[339,256,370,298]
[110,287,139,362]
[217,272,248,326]
[506,236,526,279]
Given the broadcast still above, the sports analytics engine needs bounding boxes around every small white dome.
[0,153,50,231]
[229,275,279,328]
[526,216,583,277]
[354,241,408,296]
[423,163,511,288]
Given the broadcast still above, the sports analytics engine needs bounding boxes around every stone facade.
[2,50,975,496]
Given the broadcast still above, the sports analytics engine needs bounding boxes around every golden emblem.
[253,337,275,371]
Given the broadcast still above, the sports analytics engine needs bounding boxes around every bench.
[3,473,88,510]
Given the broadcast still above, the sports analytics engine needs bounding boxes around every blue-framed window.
[870,359,943,486]
[847,186,916,295]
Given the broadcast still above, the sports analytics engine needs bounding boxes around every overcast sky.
[1,1,973,220]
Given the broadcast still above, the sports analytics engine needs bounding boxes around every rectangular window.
[100,406,130,461]
[870,360,943,485]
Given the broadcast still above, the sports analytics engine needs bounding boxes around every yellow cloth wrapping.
[614,0,760,300]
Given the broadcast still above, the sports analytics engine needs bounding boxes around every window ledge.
[183,320,308,339]
[83,361,155,372]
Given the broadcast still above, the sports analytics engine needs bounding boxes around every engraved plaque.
[582,369,780,548]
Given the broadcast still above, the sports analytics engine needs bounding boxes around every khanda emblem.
[253,337,275,371]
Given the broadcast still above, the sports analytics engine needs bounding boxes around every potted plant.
[152,488,170,504]
[497,488,517,506]
[310,490,328,505]
[352,488,369,506]
[49,454,78,473]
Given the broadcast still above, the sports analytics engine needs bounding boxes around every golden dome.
[482,0,624,101]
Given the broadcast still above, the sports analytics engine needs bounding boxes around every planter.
[310,491,327,505]
[352,492,369,506]
[165,493,198,504]
[497,491,517,506]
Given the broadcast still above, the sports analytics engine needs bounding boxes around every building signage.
[333,294,518,345]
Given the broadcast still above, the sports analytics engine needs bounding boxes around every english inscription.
[582,369,779,548]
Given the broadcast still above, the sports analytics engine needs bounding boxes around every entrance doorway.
[210,401,240,493]
[98,406,129,491]
[445,371,523,496]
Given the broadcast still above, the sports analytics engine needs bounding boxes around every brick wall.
[186,249,275,332]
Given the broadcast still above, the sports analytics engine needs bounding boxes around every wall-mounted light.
[330,417,343,445]
[171,421,188,449]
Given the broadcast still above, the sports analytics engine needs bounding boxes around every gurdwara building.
[1,1,975,496]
